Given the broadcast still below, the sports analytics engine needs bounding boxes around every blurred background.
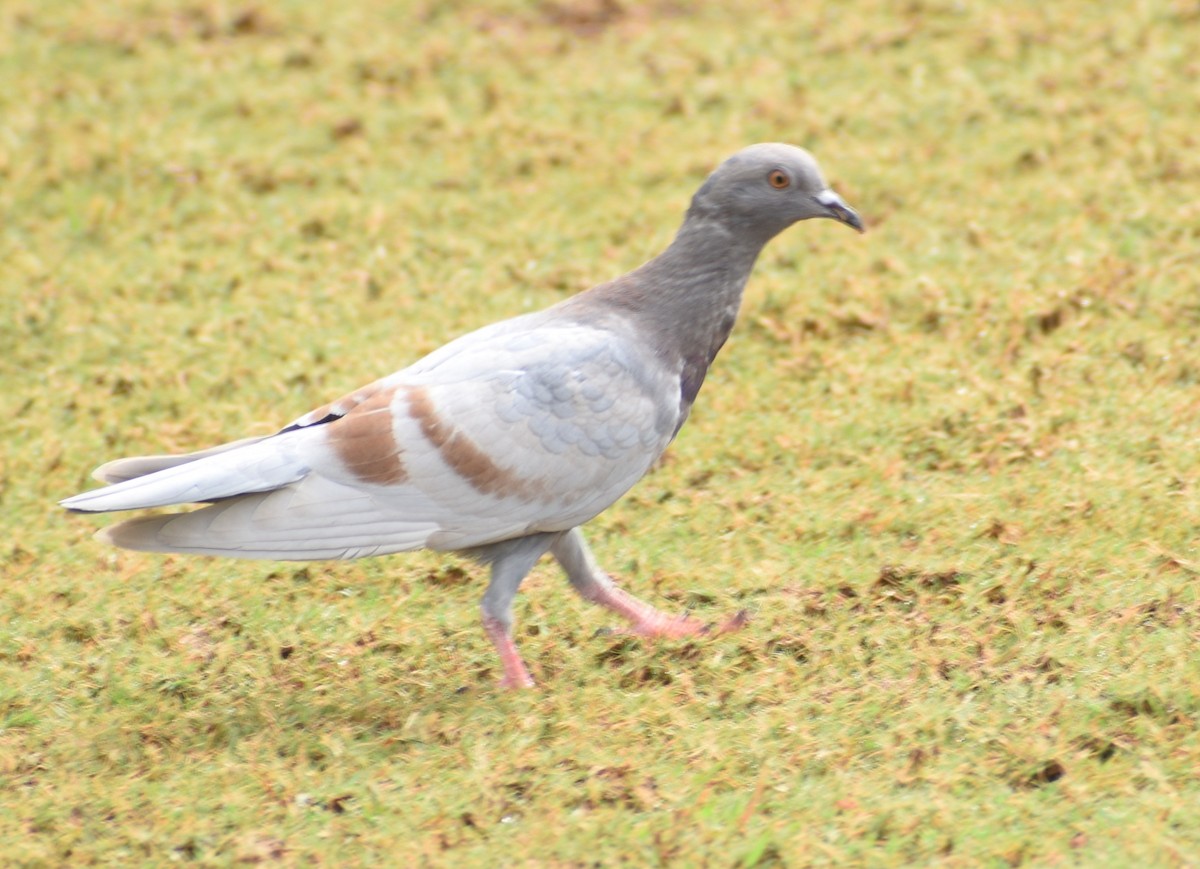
[2,1,1199,863]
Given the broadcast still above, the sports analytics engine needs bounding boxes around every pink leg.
[483,615,535,689]
[550,529,748,638]
[476,533,561,690]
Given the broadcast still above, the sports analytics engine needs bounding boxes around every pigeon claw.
[717,609,751,633]
[498,670,535,690]
[612,608,750,639]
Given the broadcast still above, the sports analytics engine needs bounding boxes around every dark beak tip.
[836,207,865,234]
[815,192,864,234]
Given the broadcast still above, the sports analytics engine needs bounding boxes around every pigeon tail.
[95,484,437,559]
[60,434,310,513]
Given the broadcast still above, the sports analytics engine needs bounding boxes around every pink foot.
[497,669,535,690]
[587,584,749,639]
[483,615,535,689]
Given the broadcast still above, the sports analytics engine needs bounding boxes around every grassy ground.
[3,0,1200,864]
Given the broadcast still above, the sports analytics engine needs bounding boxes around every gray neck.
[583,213,769,359]
[566,211,771,419]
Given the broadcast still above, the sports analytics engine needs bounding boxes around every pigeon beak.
[815,189,864,233]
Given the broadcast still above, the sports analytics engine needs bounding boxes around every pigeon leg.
[481,616,535,690]
[550,528,747,638]
[476,533,561,688]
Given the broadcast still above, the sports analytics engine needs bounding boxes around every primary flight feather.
[62,143,863,688]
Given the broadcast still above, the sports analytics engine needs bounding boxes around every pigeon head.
[688,143,863,240]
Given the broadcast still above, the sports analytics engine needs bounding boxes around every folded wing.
[61,316,682,559]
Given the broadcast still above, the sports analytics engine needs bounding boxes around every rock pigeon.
[61,143,863,688]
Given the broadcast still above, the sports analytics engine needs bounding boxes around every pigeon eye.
[768,169,790,189]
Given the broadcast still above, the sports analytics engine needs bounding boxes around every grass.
[3,0,1200,863]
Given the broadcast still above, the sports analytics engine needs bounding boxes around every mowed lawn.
[3,0,1200,864]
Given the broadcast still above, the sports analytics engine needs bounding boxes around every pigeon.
[61,143,863,688]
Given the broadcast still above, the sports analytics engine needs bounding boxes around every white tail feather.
[91,436,270,483]
[97,487,437,559]
[60,435,309,513]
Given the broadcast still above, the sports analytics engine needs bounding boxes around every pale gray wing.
[384,319,682,549]
[88,317,684,558]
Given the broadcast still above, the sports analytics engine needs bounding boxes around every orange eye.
[768,169,790,189]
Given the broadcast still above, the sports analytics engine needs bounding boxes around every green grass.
[4,0,1200,864]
